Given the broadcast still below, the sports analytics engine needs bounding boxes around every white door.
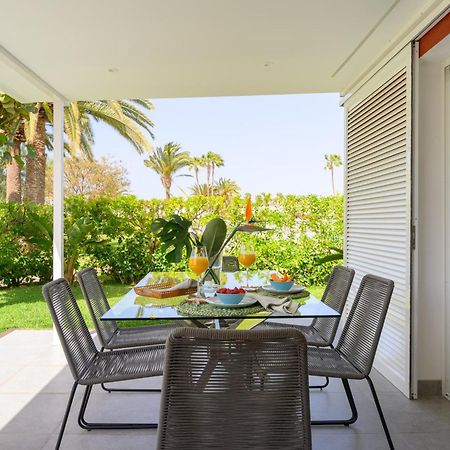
[344,44,412,397]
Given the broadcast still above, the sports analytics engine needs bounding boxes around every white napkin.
[165,279,197,291]
[246,293,299,315]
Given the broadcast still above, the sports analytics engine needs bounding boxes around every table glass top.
[101,271,340,321]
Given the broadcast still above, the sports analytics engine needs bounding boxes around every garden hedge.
[0,194,343,287]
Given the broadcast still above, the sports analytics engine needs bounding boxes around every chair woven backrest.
[42,278,98,382]
[337,274,394,376]
[77,267,118,347]
[157,327,311,450]
[311,266,355,345]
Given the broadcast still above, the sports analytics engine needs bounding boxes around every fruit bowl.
[269,280,294,291]
[216,288,245,305]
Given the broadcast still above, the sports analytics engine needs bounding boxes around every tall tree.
[144,142,191,198]
[9,99,154,204]
[203,151,224,193]
[324,153,342,195]
[45,156,130,200]
[24,106,47,203]
[0,94,35,202]
[214,178,240,199]
[6,126,25,202]
[188,156,205,186]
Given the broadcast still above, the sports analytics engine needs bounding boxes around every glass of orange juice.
[189,246,209,297]
[238,243,256,287]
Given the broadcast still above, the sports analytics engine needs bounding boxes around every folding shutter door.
[344,44,412,397]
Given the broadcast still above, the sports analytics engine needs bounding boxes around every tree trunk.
[194,167,199,186]
[331,167,335,195]
[6,139,22,202]
[24,111,47,203]
[163,176,171,198]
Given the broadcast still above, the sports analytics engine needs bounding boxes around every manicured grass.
[0,282,326,334]
[0,282,131,333]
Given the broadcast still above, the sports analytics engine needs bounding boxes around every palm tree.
[190,183,210,196]
[214,178,240,200]
[1,93,35,202]
[203,151,224,193]
[144,142,191,198]
[6,124,25,202]
[188,156,205,186]
[18,99,154,203]
[324,153,342,195]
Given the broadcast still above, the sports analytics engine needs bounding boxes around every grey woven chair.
[77,267,178,392]
[261,265,355,388]
[157,327,311,450]
[308,274,395,450]
[42,278,165,450]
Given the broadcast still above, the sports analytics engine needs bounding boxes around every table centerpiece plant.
[151,198,269,285]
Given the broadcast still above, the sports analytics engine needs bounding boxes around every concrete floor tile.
[42,430,158,450]
[2,330,450,449]
[0,432,51,450]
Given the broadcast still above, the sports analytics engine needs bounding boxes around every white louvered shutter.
[344,45,412,397]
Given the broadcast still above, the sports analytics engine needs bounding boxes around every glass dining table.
[101,270,340,329]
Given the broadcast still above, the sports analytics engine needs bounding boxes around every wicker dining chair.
[261,265,355,388]
[42,278,165,450]
[77,267,179,392]
[157,327,312,450]
[308,274,395,450]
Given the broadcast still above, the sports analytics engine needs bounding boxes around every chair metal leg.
[311,378,358,426]
[99,347,162,394]
[55,382,78,450]
[366,376,394,450]
[77,384,158,430]
[309,376,330,390]
[310,345,332,389]
[100,383,162,393]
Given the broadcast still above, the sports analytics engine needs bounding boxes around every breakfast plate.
[261,284,305,294]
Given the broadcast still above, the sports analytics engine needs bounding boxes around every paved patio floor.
[1,330,450,449]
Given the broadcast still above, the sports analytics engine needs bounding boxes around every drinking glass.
[238,244,256,287]
[189,246,209,297]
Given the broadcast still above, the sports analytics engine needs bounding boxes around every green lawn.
[0,283,325,334]
[0,282,131,333]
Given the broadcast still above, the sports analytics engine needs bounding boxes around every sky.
[91,93,344,199]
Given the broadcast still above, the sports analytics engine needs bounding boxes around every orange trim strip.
[419,12,450,57]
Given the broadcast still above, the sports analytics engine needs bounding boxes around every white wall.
[417,57,446,382]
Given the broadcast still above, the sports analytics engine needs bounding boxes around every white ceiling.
[0,0,446,101]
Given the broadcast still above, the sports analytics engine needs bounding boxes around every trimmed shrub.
[0,194,343,287]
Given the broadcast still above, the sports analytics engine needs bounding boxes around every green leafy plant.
[151,215,227,262]
[201,217,227,258]
[151,215,228,283]
[315,246,343,265]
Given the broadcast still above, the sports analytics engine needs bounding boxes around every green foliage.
[0,194,343,287]
[0,93,35,165]
[201,218,227,257]
[0,202,52,286]
[151,215,196,263]
[315,246,343,265]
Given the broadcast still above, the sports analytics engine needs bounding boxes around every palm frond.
[79,102,153,154]
[131,99,154,111]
